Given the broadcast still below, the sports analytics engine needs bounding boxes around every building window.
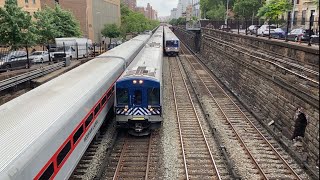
[25,0,28,3]
[55,0,59,4]
[33,0,35,4]
[293,11,298,26]
[301,10,306,25]
[296,0,299,4]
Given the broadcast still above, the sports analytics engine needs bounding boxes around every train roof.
[0,35,149,172]
[118,26,163,82]
[163,26,179,41]
[97,34,151,63]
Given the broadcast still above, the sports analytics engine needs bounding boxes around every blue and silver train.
[115,26,164,135]
[163,26,180,56]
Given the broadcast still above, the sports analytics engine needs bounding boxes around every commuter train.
[163,26,180,56]
[0,33,151,179]
[115,26,164,136]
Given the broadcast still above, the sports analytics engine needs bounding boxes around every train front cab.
[165,40,179,56]
[115,77,162,135]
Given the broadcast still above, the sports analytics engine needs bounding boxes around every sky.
[137,0,179,17]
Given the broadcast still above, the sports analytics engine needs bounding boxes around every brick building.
[0,0,42,15]
[41,0,121,43]
[121,0,136,10]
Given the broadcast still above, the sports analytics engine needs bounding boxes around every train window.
[134,90,142,105]
[166,40,179,47]
[148,88,160,105]
[85,113,93,128]
[94,103,101,116]
[73,125,84,144]
[38,162,54,180]
[107,90,112,98]
[57,141,71,166]
[116,88,128,105]
[101,95,107,105]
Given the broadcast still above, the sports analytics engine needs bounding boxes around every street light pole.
[225,0,229,24]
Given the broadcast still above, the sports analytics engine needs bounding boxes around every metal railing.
[0,61,65,91]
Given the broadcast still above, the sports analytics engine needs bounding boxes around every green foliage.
[34,5,81,43]
[257,0,292,20]
[169,17,186,26]
[0,0,37,48]
[200,0,236,19]
[120,4,159,36]
[206,2,226,20]
[34,6,60,43]
[101,23,120,43]
[233,0,262,18]
[51,5,82,38]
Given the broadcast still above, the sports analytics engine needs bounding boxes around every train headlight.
[124,105,128,112]
[133,80,137,84]
[139,80,143,84]
[150,108,153,112]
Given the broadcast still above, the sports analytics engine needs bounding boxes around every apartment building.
[41,0,121,43]
[0,0,41,15]
[121,0,136,10]
[291,0,318,30]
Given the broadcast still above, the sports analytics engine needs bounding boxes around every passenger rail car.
[115,26,164,135]
[163,26,180,56]
[0,34,151,180]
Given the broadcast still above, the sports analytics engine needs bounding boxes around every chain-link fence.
[199,19,319,46]
[0,43,109,72]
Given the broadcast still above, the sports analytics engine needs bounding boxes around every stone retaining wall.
[175,27,319,168]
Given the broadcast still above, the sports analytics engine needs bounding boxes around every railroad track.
[169,56,222,179]
[101,131,160,180]
[0,62,65,91]
[179,43,311,179]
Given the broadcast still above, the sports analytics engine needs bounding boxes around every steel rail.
[112,137,128,180]
[181,43,302,180]
[0,62,65,91]
[144,133,153,180]
[170,56,222,180]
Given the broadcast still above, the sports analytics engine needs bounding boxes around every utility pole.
[290,0,296,30]
[225,0,229,24]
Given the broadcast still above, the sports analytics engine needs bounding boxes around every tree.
[101,23,121,44]
[0,0,37,48]
[120,4,159,37]
[34,6,61,44]
[51,5,82,37]
[257,0,292,21]
[233,0,262,18]
[206,2,226,20]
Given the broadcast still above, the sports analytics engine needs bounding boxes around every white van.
[53,38,92,62]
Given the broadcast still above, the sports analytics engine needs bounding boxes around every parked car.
[287,28,314,42]
[30,51,50,63]
[247,25,261,35]
[270,28,286,39]
[0,51,29,71]
[257,25,277,36]
[311,33,319,44]
[219,24,231,32]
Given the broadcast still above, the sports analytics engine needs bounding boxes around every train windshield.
[166,40,179,47]
[116,88,128,105]
[148,88,160,105]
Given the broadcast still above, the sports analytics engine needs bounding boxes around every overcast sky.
[137,0,179,17]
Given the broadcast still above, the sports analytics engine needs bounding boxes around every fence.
[0,43,108,71]
[199,19,319,46]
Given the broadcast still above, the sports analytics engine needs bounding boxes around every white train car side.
[0,34,151,180]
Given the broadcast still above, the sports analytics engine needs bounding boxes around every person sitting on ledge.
[291,107,308,146]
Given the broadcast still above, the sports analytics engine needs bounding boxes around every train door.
[131,88,143,107]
